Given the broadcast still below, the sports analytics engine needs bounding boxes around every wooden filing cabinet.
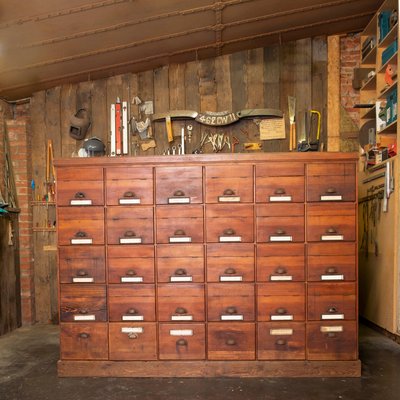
[56,153,360,378]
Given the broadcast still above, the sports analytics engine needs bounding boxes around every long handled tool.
[288,96,296,151]
[297,110,321,152]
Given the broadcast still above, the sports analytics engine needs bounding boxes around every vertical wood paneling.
[215,55,232,111]
[138,70,154,155]
[106,74,123,152]
[169,64,186,110]
[60,84,77,157]
[128,73,139,155]
[154,66,170,155]
[230,52,247,112]
[245,48,264,109]
[199,59,217,112]
[91,79,108,146]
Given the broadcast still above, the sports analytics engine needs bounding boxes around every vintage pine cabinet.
[55,153,360,377]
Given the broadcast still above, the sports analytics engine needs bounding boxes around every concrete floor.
[0,323,399,400]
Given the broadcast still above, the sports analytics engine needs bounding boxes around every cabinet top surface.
[54,152,358,168]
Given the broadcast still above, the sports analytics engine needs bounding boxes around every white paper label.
[170,276,193,282]
[72,277,94,283]
[269,196,292,202]
[119,198,141,204]
[321,314,344,320]
[74,315,95,321]
[270,275,293,281]
[121,327,143,334]
[320,326,343,333]
[170,329,193,336]
[218,196,241,202]
[271,315,294,321]
[270,236,293,242]
[321,235,344,241]
[120,237,142,244]
[70,199,92,205]
[219,236,242,242]
[220,276,243,282]
[320,195,342,201]
[168,197,190,204]
[169,237,192,243]
[121,276,143,283]
[221,315,244,321]
[122,315,144,321]
[171,315,193,321]
[270,329,293,336]
[71,238,93,245]
[321,274,344,281]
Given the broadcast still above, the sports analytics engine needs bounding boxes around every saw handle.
[289,122,296,151]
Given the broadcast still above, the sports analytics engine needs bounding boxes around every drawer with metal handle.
[107,206,154,244]
[159,323,206,360]
[257,322,306,360]
[156,205,204,244]
[106,167,153,205]
[156,166,203,204]
[207,322,256,360]
[108,245,155,283]
[60,322,108,360]
[108,284,156,322]
[205,164,253,203]
[157,284,205,322]
[109,322,157,360]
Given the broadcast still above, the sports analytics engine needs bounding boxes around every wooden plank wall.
[30,37,328,323]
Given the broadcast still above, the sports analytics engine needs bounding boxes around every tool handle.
[289,123,296,151]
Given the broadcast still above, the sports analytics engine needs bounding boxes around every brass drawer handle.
[275,229,286,235]
[176,338,188,346]
[77,270,88,277]
[128,332,138,339]
[175,268,187,276]
[275,307,287,315]
[328,306,338,314]
[226,338,236,346]
[124,230,136,237]
[225,306,237,315]
[326,187,337,194]
[274,188,286,195]
[175,307,187,315]
[174,229,186,236]
[326,227,337,234]
[75,192,86,199]
[223,189,235,196]
[224,267,236,275]
[79,332,90,339]
[326,267,337,274]
[127,308,137,315]
[223,228,235,236]
[79,309,88,315]
[275,267,287,275]
[123,191,135,198]
[126,270,136,276]
[276,339,287,346]
[327,332,337,338]
[75,231,87,238]
[173,190,185,197]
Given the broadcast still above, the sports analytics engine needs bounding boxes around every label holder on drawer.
[170,276,193,282]
[321,235,344,241]
[120,237,143,244]
[269,195,292,202]
[71,238,93,245]
[70,199,92,206]
[74,315,96,321]
[219,236,242,242]
[168,197,190,204]
[220,275,243,282]
[321,314,345,320]
[72,277,94,283]
[270,235,293,242]
[321,274,344,281]
[271,315,294,321]
[122,315,144,321]
[170,329,193,336]
[270,275,293,281]
[221,314,244,321]
[119,198,141,205]
[171,315,193,321]
[121,327,144,334]
[121,276,144,283]
[270,328,294,336]
[320,195,343,201]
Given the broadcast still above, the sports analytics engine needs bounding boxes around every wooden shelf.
[360,73,377,91]
[378,80,398,99]
[378,51,398,74]
[360,105,376,119]
[361,46,377,65]
[378,22,398,47]
[377,119,397,134]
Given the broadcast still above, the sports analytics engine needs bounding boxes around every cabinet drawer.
[257,322,305,360]
[157,284,205,322]
[307,243,356,281]
[256,163,305,203]
[109,322,157,360]
[306,321,358,360]
[206,204,254,243]
[307,163,356,202]
[60,322,108,360]
[107,206,153,244]
[256,244,305,282]
[156,205,203,243]
[108,245,155,283]
[159,323,205,360]
[156,166,203,204]
[208,322,255,360]
[59,246,105,283]
[257,283,305,321]
[205,164,253,203]
[106,167,153,205]
[157,244,204,282]
[256,204,304,243]
[60,284,107,322]
[307,282,356,321]
[207,283,255,321]
[108,284,155,322]
[206,243,254,282]
[57,167,104,206]
[306,204,356,242]
[58,207,104,245]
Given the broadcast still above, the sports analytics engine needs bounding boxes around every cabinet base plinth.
[58,359,361,378]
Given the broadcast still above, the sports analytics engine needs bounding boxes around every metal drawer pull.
[321,188,343,201]
[79,309,88,314]
[127,308,138,314]
[124,231,136,237]
[176,338,188,346]
[275,229,286,235]
[223,189,235,196]
[226,306,237,315]
[171,269,192,282]
[128,332,138,339]
[121,269,144,282]
[224,268,236,275]
[168,190,190,203]
[275,267,287,275]
[75,192,86,198]
[219,229,241,242]
[219,189,240,202]
[174,190,185,197]
[326,267,337,274]
[70,192,92,205]
[221,306,244,320]
[327,332,337,338]
[175,268,187,276]
[274,188,286,195]
[123,191,135,198]
[321,227,343,241]
[270,266,292,281]
[77,270,88,276]
[271,307,293,320]
[276,308,287,315]
[223,228,235,236]
[174,229,185,236]
[170,230,192,243]
[72,269,94,283]
[270,188,292,202]
[75,231,87,238]
[326,227,337,234]
[120,231,142,244]
[321,268,344,280]
[326,187,337,194]
[226,338,236,346]
[276,339,287,346]
[79,332,90,339]
[119,191,141,204]
[172,307,192,321]
[123,308,144,320]
[126,270,137,276]
[322,307,344,319]
[328,307,338,313]
[175,307,187,315]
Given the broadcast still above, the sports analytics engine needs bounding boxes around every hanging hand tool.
[232,136,239,153]
[288,96,296,151]
[46,139,56,201]
[166,116,173,143]
[297,110,321,152]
